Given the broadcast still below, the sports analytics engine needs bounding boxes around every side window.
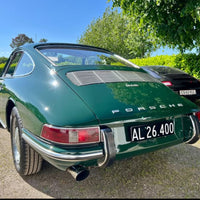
[14,53,34,76]
[6,52,23,76]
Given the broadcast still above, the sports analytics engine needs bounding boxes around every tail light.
[162,81,173,86]
[41,125,100,145]
[195,111,200,121]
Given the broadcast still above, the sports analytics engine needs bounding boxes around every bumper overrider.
[22,114,200,181]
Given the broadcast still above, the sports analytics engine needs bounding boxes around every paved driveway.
[1,127,200,198]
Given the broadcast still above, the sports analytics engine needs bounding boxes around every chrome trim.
[185,115,199,143]
[22,133,103,162]
[114,54,140,69]
[0,118,6,129]
[102,117,152,127]
[35,48,57,66]
[98,129,116,167]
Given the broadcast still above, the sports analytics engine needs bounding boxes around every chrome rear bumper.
[22,128,116,166]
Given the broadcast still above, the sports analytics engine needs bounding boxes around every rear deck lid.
[57,66,199,124]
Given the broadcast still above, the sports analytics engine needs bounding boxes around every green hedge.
[130,53,200,79]
[0,63,5,74]
[173,54,200,78]
[130,55,177,67]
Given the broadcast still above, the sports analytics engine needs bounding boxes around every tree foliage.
[39,38,48,43]
[0,57,8,64]
[10,34,34,49]
[78,8,155,58]
[10,34,48,48]
[111,0,200,53]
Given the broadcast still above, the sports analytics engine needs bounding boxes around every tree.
[111,0,200,53]
[10,34,48,48]
[10,34,34,48]
[39,38,48,43]
[78,8,155,58]
[0,57,8,64]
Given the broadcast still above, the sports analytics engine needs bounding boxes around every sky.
[0,0,179,58]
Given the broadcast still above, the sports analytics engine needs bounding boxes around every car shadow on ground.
[22,142,200,198]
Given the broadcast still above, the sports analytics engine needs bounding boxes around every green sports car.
[0,43,200,181]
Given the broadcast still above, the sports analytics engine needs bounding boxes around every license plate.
[179,90,196,95]
[130,121,174,142]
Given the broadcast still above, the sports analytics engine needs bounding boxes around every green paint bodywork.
[0,43,199,171]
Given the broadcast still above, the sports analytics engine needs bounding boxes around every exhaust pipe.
[67,165,90,181]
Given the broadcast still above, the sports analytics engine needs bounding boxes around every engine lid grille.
[66,70,158,86]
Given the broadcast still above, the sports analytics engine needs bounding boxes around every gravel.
[1,128,200,198]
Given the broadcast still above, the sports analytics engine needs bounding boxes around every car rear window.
[146,66,186,75]
[36,46,139,68]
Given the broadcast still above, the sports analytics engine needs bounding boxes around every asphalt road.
[1,127,200,198]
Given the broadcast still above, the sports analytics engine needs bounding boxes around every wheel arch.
[6,98,16,132]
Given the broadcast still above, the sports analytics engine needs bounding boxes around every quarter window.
[6,51,23,76]
[14,53,34,76]
[5,51,34,77]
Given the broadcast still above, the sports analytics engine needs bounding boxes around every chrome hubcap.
[13,127,20,170]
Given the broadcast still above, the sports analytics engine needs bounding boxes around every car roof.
[21,42,112,54]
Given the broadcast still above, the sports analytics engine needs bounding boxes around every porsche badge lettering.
[112,103,183,114]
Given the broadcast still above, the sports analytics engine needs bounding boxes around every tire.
[10,107,43,175]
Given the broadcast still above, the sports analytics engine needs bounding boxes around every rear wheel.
[10,107,43,175]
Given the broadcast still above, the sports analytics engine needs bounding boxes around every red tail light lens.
[162,81,173,86]
[41,125,100,145]
[195,111,200,121]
